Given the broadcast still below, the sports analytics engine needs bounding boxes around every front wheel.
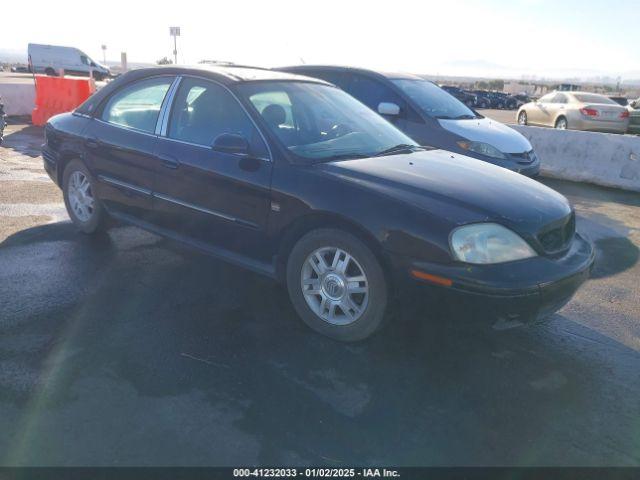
[63,159,107,234]
[286,229,388,342]
[517,111,528,125]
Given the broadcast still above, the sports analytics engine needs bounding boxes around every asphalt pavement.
[0,123,639,466]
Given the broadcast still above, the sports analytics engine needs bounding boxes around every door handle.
[159,155,180,169]
[85,137,100,149]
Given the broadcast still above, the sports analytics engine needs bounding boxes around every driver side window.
[347,75,405,116]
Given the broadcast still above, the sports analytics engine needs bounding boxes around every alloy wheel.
[301,246,369,325]
[518,112,527,125]
[68,171,94,222]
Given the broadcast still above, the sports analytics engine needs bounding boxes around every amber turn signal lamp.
[410,270,453,287]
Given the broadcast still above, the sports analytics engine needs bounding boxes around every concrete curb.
[511,125,640,192]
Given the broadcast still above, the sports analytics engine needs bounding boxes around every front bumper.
[396,233,595,327]
[42,145,60,186]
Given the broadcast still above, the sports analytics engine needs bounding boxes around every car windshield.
[237,81,418,162]
[392,79,478,120]
[573,93,618,105]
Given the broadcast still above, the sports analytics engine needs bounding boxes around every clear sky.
[4,0,639,79]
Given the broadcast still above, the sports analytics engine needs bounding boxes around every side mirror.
[378,102,400,116]
[212,133,250,156]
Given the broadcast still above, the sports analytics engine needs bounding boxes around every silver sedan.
[517,91,630,134]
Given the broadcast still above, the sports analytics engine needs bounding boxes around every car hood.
[438,116,531,153]
[318,149,571,233]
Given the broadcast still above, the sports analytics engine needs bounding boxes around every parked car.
[513,93,532,107]
[28,43,111,80]
[10,65,31,73]
[279,66,540,176]
[494,92,519,110]
[478,91,517,110]
[42,66,593,341]
[628,98,640,135]
[517,91,630,133]
[608,96,629,107]
[440,85,477,107]
[471,91,492,109]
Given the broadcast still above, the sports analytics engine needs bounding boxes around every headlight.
[450,223,537,264]
[457,141,507,160]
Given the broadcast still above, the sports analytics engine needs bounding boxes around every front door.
[152,77,273,262]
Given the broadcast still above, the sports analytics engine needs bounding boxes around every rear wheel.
[555,117,568,130]
[63,159,107,234]
[518,111,528,125]
[286,228,388,342]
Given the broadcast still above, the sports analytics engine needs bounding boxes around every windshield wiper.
[321,152,370,161]
[454,114,478,120]
[434,115,453,119]
[373,144,424,157]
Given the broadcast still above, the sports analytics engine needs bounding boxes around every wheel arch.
[274,211,393,287]
[554,114,567,128]
[56,151,83,186]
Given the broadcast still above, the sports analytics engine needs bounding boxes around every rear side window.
[573,93,617,105]
[102,77,173,133]
[167,77,267,156]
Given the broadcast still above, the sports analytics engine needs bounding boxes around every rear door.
[152,76,273,262]
[551,93,569,125]
[84,75,175,219]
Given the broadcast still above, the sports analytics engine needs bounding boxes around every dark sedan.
[42,66,594,341]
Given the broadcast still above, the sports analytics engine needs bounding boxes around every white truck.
[28,43,111,80]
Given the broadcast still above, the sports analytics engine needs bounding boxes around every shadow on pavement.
[1,124,44,158]
[1,221,639,466]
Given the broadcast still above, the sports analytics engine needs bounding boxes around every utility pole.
[170,27,180,65]
[101,45,107,64]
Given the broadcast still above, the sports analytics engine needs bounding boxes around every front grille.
[509,150,536,164]
[537,213,575,254]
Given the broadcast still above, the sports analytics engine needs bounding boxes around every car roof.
[278,65,424,81]
[75,65,331,116]
[119,64,331,86]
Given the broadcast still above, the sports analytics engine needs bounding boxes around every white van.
[28,43,111,80]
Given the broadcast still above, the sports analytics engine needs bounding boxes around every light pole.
[169,27,180,65]
[101,44,107,64]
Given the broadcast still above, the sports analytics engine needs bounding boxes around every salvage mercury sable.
[42,66,594,341]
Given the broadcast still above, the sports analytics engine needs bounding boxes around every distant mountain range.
[2,48,638,86]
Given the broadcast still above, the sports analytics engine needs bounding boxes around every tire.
[555,117,568,130]
[286,228,388,342]
[44,67,56,76]
[62,159,107,234]
[518,111,528,125]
